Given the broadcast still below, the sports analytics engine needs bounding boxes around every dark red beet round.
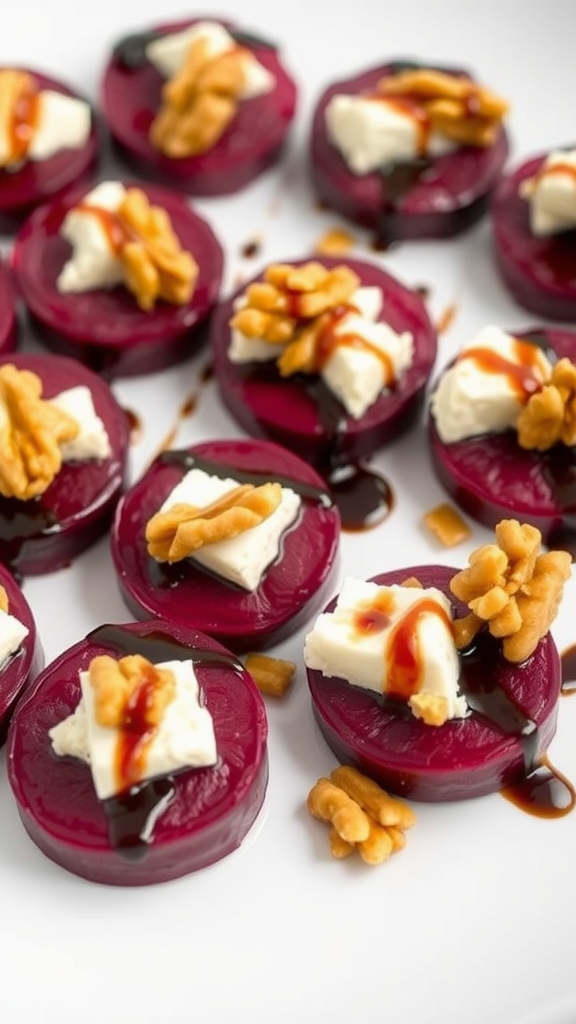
[0,563,44,745]
[11,182,224,378]
[310,60,509,243]
[111,438,340,650]
[0,68,98,227]
[0,352,129,575]
[211,256,437,465]
[7,619,268,885]
[307,565,560,802]
[0,258,18,354]
[100,18,297,197]
[428,326,576,546]
[491,147,576,320]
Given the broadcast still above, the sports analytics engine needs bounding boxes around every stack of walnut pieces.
[230,261,363,377]
[516,358,576,451]
[377,67,508,148]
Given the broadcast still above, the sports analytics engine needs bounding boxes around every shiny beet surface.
[0,258,18,354]
[0,563,44,745]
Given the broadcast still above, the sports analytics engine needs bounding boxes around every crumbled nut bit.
[0,585,8,613]
[423,502,471,547]
[145,481,282,562]
[88,654,177,729]
[516,358,576,450]
[400,576,424,588]
[450,518,572,662]
[150,36,248,158]
[0,365,79,500]
[313,228,356,256]
[114,187,198,312]
[307,767,415,866]
[0,69,38,167]
[244,652,296,697]
[409,692,451,727]
[378,67,509,148]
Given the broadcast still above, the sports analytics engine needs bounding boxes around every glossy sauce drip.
[542,446,576,559]
[456,338,546,399]
[372,95,432,156]
[87,624,242,858]
[538,162,576,186]
[9,78,40,165]
[501,753,576,819]
[113,659,166,793]
[241,237,262,259]
[436,302,458,335]
[77,204,129,255]
[386,598,451,701]
[314,305,394,382]
[124,407,142,445]
[0,498,60,573]
[113,29,160,70]
[200,359,214,384]
[561,643,576,695]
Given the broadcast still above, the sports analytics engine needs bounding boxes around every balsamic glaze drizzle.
[112,31,159,70]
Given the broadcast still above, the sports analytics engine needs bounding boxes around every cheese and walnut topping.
[57,181,198,312]
[0,68,91,169]
[228,261,413,419]
[147,21,274,158]
[520,149,576,236]
[49,653,217,801]
[326,66,508,176]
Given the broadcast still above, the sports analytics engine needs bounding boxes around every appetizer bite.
[11,180,223,377]
[428,323,576,553]
[0,257,18,354]
[0,563,44,744]
[492,146,576,320]
[310,61,509,244]
[305,521,571,803]
[0,67,97,224]
[0,353,129,575]
[111,438,340,651]
[7,619,268,885]
[101,18,297,195]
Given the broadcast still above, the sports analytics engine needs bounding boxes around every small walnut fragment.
[378,68,509,148]
[0,585,8,613]
[313,228,357,256]
[0,364,79,500]
[146,481,282,562]
[516,358,576,451]
[450,518,571,662]
[307,766,415,865]
[88,654,176,729]
[244,652,296,697]
[423,502,471,547]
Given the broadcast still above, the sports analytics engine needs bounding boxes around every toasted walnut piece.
[229,306,297,344]
[88,654,177,729]
[357,818,395,865]
[0,364,79,501]
[314,228,356,256]
[307,777,371,843]
[150,35,247,158]
[450,518,571,662]
[0,585,8,613]
[400,576,424,588]
[452,611,482,651]
[328,827,355,859]
[244,652,296,697]
[330,765,416,830]
[145,481,282,562]
[386,826,407,853]
[517,358,576,451]
[423,503,471,547]
[378,67,508,148]
[409,692,451,727]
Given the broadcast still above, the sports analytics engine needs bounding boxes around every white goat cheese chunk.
[521,149,576,236]
[51,386,111,461]
[57,181,126,294]
[0,608,29,668]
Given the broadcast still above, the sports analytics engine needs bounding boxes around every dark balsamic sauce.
[112,30,159,70]
[86,624,242,858]
[123,407,142,445]
[542,446,576,559]
[502,754,576,819]
[229,28,278,51]
[561,644,576,695]
[241,238,262,259]
[200,360,214,384]
[0,498,59,573]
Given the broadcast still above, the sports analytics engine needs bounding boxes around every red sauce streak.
[436,302,458,336]
[77,204,130,254]
[114,661,164,792]
[9,78,41,164]
[538,162,576,186]
[456,338,545,400]
[353,589,395,635]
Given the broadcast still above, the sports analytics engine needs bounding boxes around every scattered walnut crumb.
[313,228,356,256]
[423,503,471,547]
[0,585,8,613]
[244,652,296,697]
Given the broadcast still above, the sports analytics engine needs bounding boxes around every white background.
[2,2,576,1023]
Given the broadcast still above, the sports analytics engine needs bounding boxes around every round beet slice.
[111,438,340,650]
[428,326,576,551]
[211,256,437,466]
[0,258,18,355]
[11,181,224,378]
[307,565,560,802]
[0,352,129,576]
[491,147,576,321]
[310,60,509,244]
[0,68,98,227]
[7,619,268,885]
[100,18,297,197]
[0,562,44,745]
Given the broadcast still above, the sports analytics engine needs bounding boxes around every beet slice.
[491,147,576,320]
[0,258,18,354]
[211,256,437,466]
[0,563,44,745]
[310,60,509,244]
[0,68,98,227]
[11,181,224,378]
[100,18,297,197]
[111,438,340,651]
[307,565,560,802]
[7,619,268,885]
[0,352,129,576]
[428,326,576,549]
